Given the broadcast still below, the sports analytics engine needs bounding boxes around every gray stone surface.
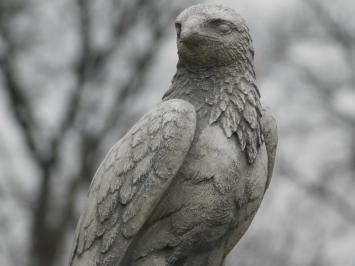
[70,4,277,266]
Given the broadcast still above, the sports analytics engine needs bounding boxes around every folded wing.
[70,99,196,266]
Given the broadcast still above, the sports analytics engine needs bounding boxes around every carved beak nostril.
[175,22,182,39]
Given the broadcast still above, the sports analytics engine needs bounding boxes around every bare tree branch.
[44,0,94,169]
[0,30,43,165]
[0,1,191,265]
[99,29,165,138]
[84,0,158,82]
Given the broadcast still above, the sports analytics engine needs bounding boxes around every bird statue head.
[175,4,254,69]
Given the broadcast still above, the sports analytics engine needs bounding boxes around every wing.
[261,107,278,192]
[70,99,196,266]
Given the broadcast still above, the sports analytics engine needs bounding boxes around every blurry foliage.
[0,0,354,266]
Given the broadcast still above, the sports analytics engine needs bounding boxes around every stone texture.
[70,4,278,266]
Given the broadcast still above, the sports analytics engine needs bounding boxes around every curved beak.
[176,17,201,43]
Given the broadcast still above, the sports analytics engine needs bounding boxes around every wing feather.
[70,99,196,266]
[261,107,278,192]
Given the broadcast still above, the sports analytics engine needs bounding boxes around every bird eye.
[217,24,232,33]
[175,22,182,38]
[210,19,232,34]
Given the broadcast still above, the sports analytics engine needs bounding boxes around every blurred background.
[0,0,354,265]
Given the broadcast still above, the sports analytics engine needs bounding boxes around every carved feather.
[70,99,196,266]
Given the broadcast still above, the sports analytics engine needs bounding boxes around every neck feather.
[163,60,264,164]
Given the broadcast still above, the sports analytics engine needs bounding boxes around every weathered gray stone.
[70,4,278,266]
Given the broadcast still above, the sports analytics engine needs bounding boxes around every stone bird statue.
[70,4,277,266]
